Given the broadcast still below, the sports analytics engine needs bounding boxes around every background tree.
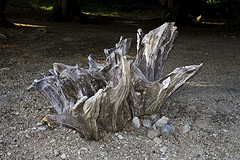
[48,0,88,22]
[0,0,14,27]
[159,0,205,25]
[205,0,240,30]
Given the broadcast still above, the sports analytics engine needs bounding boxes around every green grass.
[206,0,221,5]
[7,0,53,11]
[6,0,161,19]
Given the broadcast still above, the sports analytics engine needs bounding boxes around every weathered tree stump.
[28,22,202,141]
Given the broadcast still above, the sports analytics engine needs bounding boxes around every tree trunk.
[165,0,204,25]
[48,0,88,22]
[165,0,190,25]
[28,22,202,141]
[0,0,14,27]
[0,0,6,26]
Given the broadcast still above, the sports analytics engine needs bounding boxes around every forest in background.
[3,0,240,31]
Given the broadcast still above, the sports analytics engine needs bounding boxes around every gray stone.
[36,122,44,126]
[149,113,161,123]
[161,124,175,135]
[61,154,67,159]
[100,152,105,157]
[153,137,162,144]
[160,146,168,154]
[118,135,124,140]
[182,123,191,133]
[132,117,141,128]
[154,116,169,128]
[147,130,160,139]
[79,147,88,155]
[235,114,240,120]
[53,150,60,156]
[38,126,47,131]
[142,119,152,128]
[25,133,31,139]
[50,139,56,143]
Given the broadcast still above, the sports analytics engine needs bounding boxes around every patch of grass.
[80,1,162,19]
[39,6,53,11]
[7,0,53,11]
[6,0,53,19]
[6,0,162,19]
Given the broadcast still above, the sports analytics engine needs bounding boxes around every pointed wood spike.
[27,76,67,114]
[42,89,104,141]
[42,114,93,140]
[135,22,178,81]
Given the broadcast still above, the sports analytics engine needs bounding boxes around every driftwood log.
[28,22,202,141]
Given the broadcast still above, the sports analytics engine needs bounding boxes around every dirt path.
[0,19,239,159]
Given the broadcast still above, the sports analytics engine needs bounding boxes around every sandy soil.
[0,19,239,159]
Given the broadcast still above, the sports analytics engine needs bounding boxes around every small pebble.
[161,124,175,135]
[25,133,31,138]
[79,148,88,155]
[38,126,47,131]
[147,130,160,139]
[118,135,124,140]
[12,111,19,115]
[132,117,141,128]
[153,137,162,144]
[100,152,105,156]
[149,113,161,123]
[154,116,169,128]
[61,153,67,159]
[53,150,60,156]
[50,139,56,143]
[182,123,191,133]
[37,122,44,126]
[160,146,168,154]
[142,119,152,128]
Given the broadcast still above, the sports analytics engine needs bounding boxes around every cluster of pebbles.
[132,114,191,144]
[30,112,193,160]
[132,115,190,143]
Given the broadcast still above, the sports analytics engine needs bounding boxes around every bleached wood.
[28,23,202,140]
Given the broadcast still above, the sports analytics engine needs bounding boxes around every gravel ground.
[0,20,240,160]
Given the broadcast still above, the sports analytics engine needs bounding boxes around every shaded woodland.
[1,0,240,30]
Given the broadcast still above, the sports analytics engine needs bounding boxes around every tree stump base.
[28,22,202,140]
